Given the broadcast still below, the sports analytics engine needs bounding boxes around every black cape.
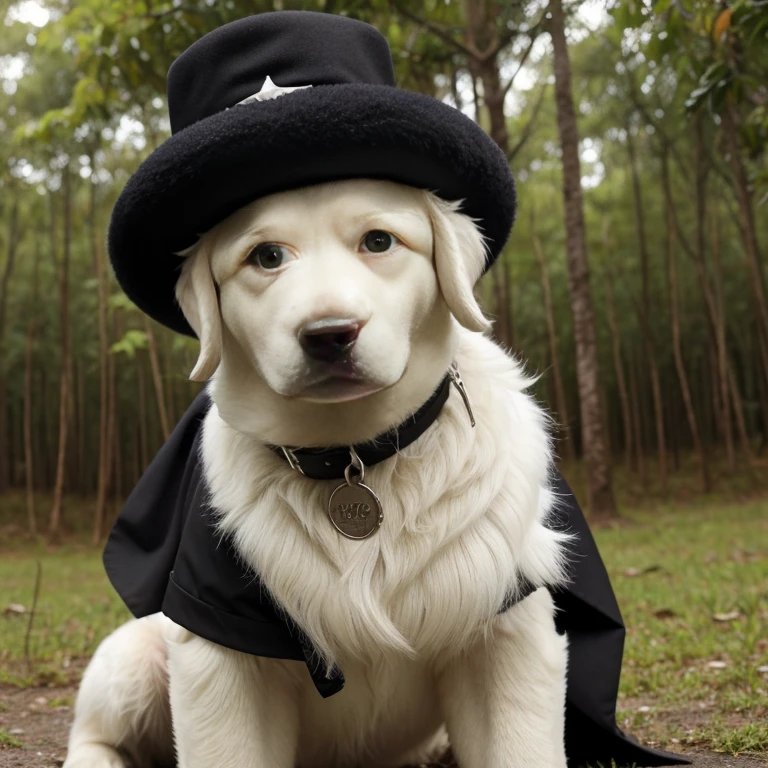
[104,390,687,768]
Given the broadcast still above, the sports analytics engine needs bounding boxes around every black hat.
[108,11,516,337]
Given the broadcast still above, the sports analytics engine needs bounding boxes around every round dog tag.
[328,481,383,539]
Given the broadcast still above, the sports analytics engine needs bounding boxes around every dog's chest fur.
[202,332,565,669]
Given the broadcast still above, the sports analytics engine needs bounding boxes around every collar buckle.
[448,361,476,427]
[281,446,306,475]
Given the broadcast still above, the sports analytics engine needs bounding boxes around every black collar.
[269,373,451,480]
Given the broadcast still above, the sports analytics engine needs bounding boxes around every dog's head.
[176,179,490,442]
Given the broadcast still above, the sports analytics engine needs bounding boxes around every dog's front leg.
[436,589,568,768]
[166,624,300,768]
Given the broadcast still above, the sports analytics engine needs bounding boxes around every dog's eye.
[361,230,397,254]
[246,243,290,270]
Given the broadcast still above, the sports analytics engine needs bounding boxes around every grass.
[0,485,766,757]
[596,497,768,756]
[0,728,23,748]
[0,545,130,686]
[709,722,768,753]
[48,695,73,708]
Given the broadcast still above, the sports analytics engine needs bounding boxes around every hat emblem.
[236,75,313,106]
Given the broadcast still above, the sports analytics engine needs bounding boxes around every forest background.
[0,0,766,542]
[0,0,767,762]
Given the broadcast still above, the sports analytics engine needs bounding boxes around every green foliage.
[709,722,768,753]
[110,329,147,358]
[0,728,23,748]
[48,695,73,707]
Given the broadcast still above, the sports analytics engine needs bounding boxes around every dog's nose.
[299,319,361,363]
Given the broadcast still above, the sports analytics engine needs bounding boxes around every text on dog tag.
[328,482,383,539]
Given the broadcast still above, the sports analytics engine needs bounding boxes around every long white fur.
[64,179,570,768]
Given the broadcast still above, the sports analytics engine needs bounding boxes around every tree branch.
[625,79,692,186]
[147,5,205,19]
[501,29,540,99]
[660,147,697,263]
[390,1,480,60]
[507,84,548,162]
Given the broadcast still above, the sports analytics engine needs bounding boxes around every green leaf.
[110,329,148,358]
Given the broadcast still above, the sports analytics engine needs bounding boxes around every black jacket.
[104,389,686,768]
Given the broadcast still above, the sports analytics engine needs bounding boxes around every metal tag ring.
[344,446,365,484]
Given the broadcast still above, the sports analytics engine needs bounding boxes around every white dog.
[64,179,570,768]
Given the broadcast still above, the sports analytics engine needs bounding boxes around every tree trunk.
[646,333,667,495]
[23,238,42,532]
[464,0,509,153]
[605,273,634,469]
[94,185,113,543]
[476,56,509,154]
[24,320,36,534]
[491,262,510,347]
[663,141,736,470]
[39,367,50,490]
[0,384,7,492]
[0,197,19,342]
[666,206,709,491]
[728,362,754,470]
[628,124,667,492]
[626,126,650,316]
[629,354,647,485]
[532,233,576,462]
[549,0,616,519]
[722,99,768,388]
[137,356,149,471]
[75,360,85,493]
[0,196,20,492]
[756,344,768,454]
[110,309,122,513]
[107,314,119,524]
[506,260,518,352]
[49,170,73,544]
[461,0,511,350]
[705,171,736,472]
[145,316,171,441]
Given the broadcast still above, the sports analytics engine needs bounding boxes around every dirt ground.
[1,684,765,768]
[0,684,74,768]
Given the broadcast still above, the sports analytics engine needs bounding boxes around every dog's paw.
[63,744,127,768]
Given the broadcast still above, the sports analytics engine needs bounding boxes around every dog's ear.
[425,193,491,333]
[175,240,222,381]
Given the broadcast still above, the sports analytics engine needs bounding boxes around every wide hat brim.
[108,83,516,337]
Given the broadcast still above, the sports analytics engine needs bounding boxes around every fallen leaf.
[730,549,757,564]
[653,608,677,620]
[623,565,662,577]
[757,665,768,675]
[713,7,733,43]
[707,660,728,669]
[713,611,741,622]
[4,603,26,616]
